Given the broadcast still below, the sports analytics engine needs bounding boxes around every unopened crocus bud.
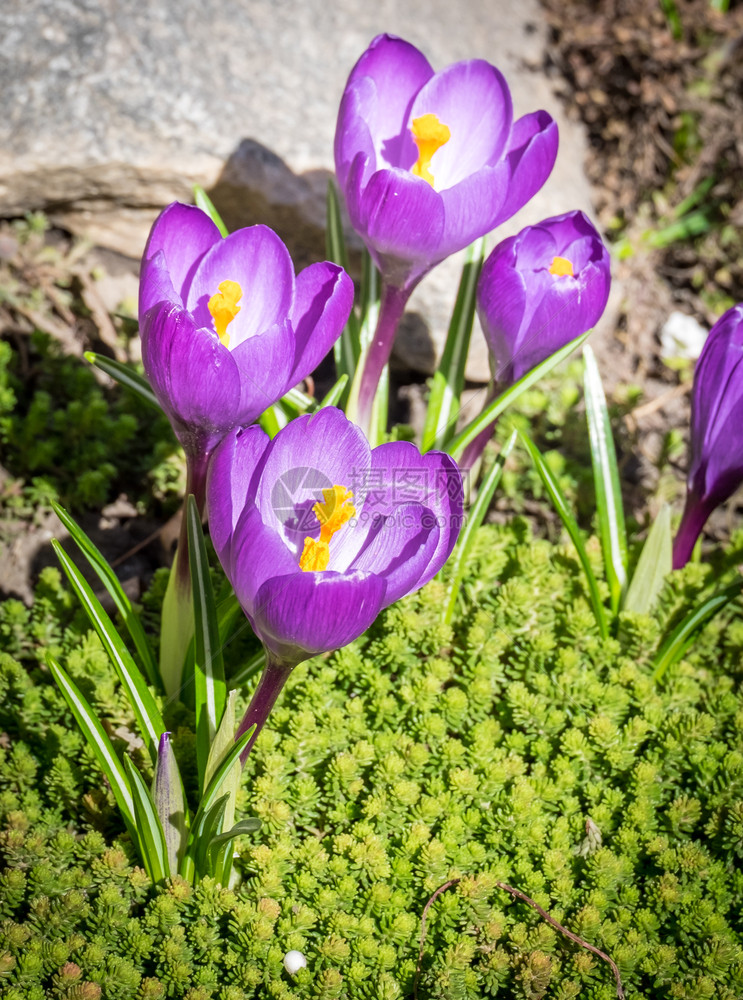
[673,303,743,569]
[152,732,187,876]
[477,210,611,388]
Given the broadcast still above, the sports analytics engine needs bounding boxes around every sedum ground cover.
[0,513,742,999]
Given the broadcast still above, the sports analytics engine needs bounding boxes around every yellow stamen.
[548,256,574,278]
[298,485,356,572]
[411,113,451,187]
[207,279,243,348]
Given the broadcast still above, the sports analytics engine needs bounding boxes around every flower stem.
[235,653,294,764]
[356,281,410,434]
[672,491,712,570]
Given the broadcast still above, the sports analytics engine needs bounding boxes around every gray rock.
[0,0,603,381]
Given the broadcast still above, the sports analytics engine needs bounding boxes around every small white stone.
[660,311,708,361]
[283,950,307,976]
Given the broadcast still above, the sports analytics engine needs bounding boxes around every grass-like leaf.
[204,691,241,885]
[652,580,742,681]
[193,184,229,237]
[228,649,265,689]
[258,403,289,439]
[367,364,389,448]
[46,653,135,830]
[186,495,227,795]
[422,239,485,452]
[124,756,170,883]
[319,374,349,410]
[326,180,361,391]
[449,333,590,461]
[51,539,165,764]
[51,502,159,690]
[443,431,516,625]
[84,352,160,410]
[623,505,672,614]
[180,726,254,881]
[279,385,315,416]
[208,818,261,875]
[583,345,628,615]
[193,794,229,878]
[521,431,609,640]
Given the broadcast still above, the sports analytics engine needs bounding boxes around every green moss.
[1,520,742,998]
[0,331,181,513]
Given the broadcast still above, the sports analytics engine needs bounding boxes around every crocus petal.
[141,302,241,454]
[346,502,440,605]
[255,408,372,558]
[357,167,445,280]
[186,225,295,348]
[253,569,387,664]
[229,504,303,607]
[409,59,513,189]
[287,263,355,387]
[340,34,433,172]
[437,162,510,262]
[493,110,559,227]
[335,77,379,190]
[230,319,296,422]
[368,442,464,577]
[207,424,271,570]
[140,203,221,318]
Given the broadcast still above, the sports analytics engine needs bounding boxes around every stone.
[660,310,708,362]
[0,0,604,382]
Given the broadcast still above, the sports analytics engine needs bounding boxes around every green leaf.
[46,654,135,830]
[259,403,288,439]
[51,539,165,764]
[193,184,229,237]
[51,502,160,690]
[279,385,315,416]
[652,581,743,681]
[448,332,590,461]
[583,344,628,615]
[207,818,261,874]
[186,495,227,795]
[189,727,254,840]
[181,724,254,881]
[520,431,609,640]
[422,239,485,452]
[326,180,361,390]
[204,691,241,885]
[319,374,349,410]
[192,794,229,877]
[228,649,265,689]
[623,505,672,614]
[343,253,382,428]
[367,364,389,448]
[84,352,160,410]
[124,756,170,883]
[443,430,515,625]
[208,818,261,850]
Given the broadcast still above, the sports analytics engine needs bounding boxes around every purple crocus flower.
[207,406,463,755]
[458,211,610,471]
[139,202,354,503]
[478,210,611,388]
[673,303,743,569]
[334,34,558,429]
[139,202,353,696]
